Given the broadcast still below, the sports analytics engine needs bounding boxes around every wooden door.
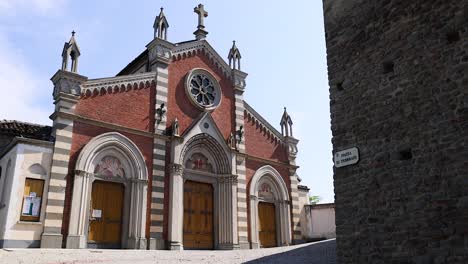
[88,181,124,248]
[183,180,214,249]
[258,202,277,248]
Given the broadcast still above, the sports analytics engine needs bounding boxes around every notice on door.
[334,147,359,168]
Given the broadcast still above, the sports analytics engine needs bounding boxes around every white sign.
[92,209,102,218]
[22,196,41,217]
[334,147,359,168]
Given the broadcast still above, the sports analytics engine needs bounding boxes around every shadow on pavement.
[244,239,336,264]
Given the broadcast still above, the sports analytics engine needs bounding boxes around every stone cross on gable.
[194,4,208,29]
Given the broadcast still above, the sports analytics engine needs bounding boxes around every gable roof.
[116,39,235,80]
[0,120,53,142]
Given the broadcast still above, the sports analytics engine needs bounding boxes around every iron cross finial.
[194,4,208,29]
[71,30,76,37]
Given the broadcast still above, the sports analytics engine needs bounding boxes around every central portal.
[183,180,214,249]
[88,181,124,249]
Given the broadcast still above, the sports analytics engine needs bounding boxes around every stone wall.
[323,0,467,263]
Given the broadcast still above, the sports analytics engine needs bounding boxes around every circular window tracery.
[185,69,222,111]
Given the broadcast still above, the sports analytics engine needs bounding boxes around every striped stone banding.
[289,173,302,239]
[150,64,169,240]
[43,119,74,233]
[235,90,248,243]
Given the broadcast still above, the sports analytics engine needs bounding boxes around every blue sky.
[0,0,334,203]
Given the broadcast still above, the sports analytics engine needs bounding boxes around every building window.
[20,178,44,222]
[185,68,222,111]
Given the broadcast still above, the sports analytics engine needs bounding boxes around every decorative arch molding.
[66,132,148,250]
[249,165,292,248]
[180,133,231,175]
[75,132,148,181]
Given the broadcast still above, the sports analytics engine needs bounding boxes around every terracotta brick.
[167,52,235,138]
[75,85,155,132]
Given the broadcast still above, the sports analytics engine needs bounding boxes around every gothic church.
[0,4,309,250]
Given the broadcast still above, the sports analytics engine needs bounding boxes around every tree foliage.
[309,195,321,204]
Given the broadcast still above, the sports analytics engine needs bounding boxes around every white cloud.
[0,35,53,125]
[0,0,66,16]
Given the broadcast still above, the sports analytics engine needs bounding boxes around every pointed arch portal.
[168,133,238,250]
[66,132,148,249]
[249,165,292,248]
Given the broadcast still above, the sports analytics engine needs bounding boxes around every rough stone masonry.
[322,0,467,263]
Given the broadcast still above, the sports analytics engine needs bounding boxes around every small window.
[20,178,45,222]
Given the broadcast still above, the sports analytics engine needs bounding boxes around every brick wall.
[323,0,468,263]
[167,52,235,138]
[75,85,155,132]
[244,115,289,163]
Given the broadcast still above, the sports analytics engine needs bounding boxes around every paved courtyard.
[0,239,336,264]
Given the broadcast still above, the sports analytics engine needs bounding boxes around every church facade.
[0,5,309,250]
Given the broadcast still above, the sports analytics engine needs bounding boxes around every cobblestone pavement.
[0,239,336,264]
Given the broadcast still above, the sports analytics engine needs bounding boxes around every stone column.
[279,200,292,246]
[168,164,184,250]
[41,70,87,248]
[127,178,148,249]
[66,170,91,248]
[285,137,302,244]
[231,69,249,249]
[217,175,239,250]
[146,37,174,250]
[249,195,259,249]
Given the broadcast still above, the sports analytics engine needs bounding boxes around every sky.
[0,0,334,203]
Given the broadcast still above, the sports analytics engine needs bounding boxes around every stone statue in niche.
[94,156,125,179]
[236,126,244,147]
[185,153,213,172]
[172,118,180,137]
[227,132,236,149]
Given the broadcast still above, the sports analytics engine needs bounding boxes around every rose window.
[185,69,222,111]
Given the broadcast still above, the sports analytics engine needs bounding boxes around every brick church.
[0,4,310,250]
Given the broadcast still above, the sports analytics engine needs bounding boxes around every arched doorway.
[66,132,148,249]
[249,165,291,248]
[168,133,237,250]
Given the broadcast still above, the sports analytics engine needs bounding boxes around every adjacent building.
[323,0,467,263]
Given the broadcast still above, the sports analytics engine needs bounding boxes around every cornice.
[54,112,170,141]
[243,101,285,145]
[81,72,156,97]
[172,40,233,80]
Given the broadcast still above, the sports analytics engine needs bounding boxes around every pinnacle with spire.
[280,107,294,137]
[61,31,81,73]
[193,4,208,40]
[154,7,169,40]
[228,40,242,70]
